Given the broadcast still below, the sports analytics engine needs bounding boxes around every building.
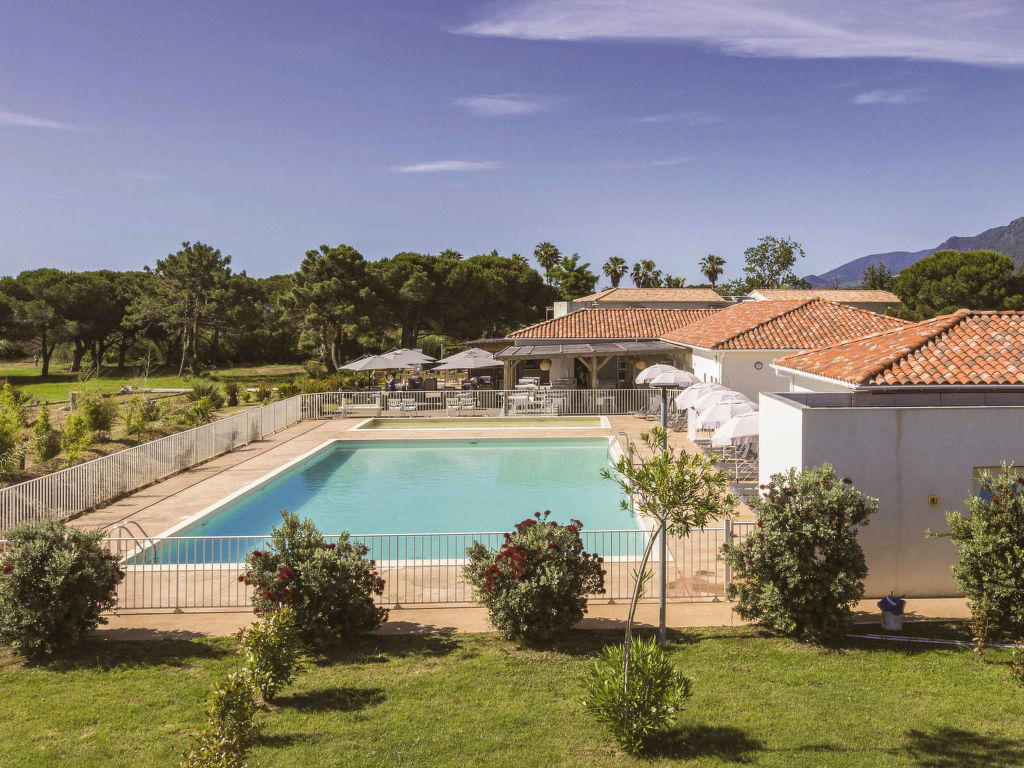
[497,307,717,387]
[553,287,727,318]
[747,289,901,315]
[761,310,1024,596]
[659,298,909,400]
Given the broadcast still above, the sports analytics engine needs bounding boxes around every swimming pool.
[145,437,636,563]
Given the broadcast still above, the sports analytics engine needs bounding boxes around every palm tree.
[663,274,687,288]
[699,254,726,290]
[630,260,662,288]
[533,242,562,284]
[602,256,628,288]
[510,253,528,266]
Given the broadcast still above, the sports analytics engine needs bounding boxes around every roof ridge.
[861,311,971,384]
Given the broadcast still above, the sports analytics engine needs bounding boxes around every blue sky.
[1,0,1023,283]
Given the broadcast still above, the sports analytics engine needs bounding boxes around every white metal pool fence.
[13,522,752,610]
[0,389,678,530]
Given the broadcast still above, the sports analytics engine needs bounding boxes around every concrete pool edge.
[349,415,612,432]
[149,433,626,540]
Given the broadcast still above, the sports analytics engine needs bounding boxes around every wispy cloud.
[852,88,922,105]
[0,109,82,130]
[453,93,557,116]
[458,1,1024,68]
[607,156,689,170]
[631,112,723,125]
[392,160,503,173]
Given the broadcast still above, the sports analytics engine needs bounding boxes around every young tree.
[533,241,562,283]
[742,235,806,290]
[894,249,1023,321]
[630,260,663,288]
[603,256,628,288]
[548,253,598,300]
[699,254,726,290]
[860,261,897,292]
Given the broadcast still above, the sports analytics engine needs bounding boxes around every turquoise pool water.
[147,438,636,563]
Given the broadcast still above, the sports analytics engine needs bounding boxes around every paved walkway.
[94,597,971,640]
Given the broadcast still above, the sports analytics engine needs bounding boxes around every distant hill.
[805,216,1024,288]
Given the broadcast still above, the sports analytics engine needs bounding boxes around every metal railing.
[0,396,303,531]
[21,522,754,611]
[301,388,666,420]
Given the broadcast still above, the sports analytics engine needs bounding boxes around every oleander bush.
[723,464,877,644]
[583,635,692,753]
[237,604,303,701]
[181,671,258,768]
[464,511,605,645]
[0,520,124,657]
[933,464,1024,644]
[241,512,387,646]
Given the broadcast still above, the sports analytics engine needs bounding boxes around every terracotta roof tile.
[574,287,727,304]
[751,289,901,304]
[661,298,909,350]
[773,310,1024,387]
[508,307,718,340]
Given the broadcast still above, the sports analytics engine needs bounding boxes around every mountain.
[805,216,1024,288]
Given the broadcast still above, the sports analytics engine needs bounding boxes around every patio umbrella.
[382,348,436,365]
[673,382,726,410]
[646,369,701,388]
[340,354,418,371]
[696,399,757,430]
[635,364,681,385]
[432,348,499,370]
[692,389,751,414]
[711,411,760,448]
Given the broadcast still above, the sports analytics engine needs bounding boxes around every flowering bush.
[0,519,124,657]
[583,635,692,753]
[236,604,303,701]
[463,511,605,644]
[723,464,877,644]
[934,464,1024,643]
[241,512,387,645]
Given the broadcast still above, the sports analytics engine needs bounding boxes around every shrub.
[122,395,158,440]
[223,382,241,408]
[723,464,878,644]
[934,464,1024,643]
[254,381,273,403]
[241,512,387,645]
[78,395,118,438]
[463,511,605,644]
[304,360,326,379]
[583,635,692,754]
[301,378,334,394]
[183,396,215,427]
[236,604,303,701]
[0,411,22,475]
[276,380,301,398]
[208,671,259,746]
[0,520,124,657]
[31,404,61,462]
[187,382,225,410]
[180,728,247,768]
[61,410,92,464]
[0,383,28,428]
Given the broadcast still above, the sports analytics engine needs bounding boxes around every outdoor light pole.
[656,383,669,644]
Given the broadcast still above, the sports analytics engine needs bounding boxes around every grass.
[0,362,305,403]
[1,624,1021,767]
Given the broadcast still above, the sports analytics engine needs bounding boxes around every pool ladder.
[111,520,155,563]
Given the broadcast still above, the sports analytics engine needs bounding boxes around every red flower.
[278,566,294,581]
[1,564,13,574]
[756,520,763,528]
[828,513,837,522]
[263,590,273,599]
[324,543,336,549]
[842,477,853,484]
[534,511,541,518]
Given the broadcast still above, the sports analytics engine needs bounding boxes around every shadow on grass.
[901,727,1024,768]
[544,628,702,657]
[275,686,385,713]
[644,725,762,762]
[311,632,462,666]
[27,637,230,671]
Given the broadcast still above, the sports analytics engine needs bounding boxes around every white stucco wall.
[690,349,721,384]
[719,350,800,400]
[759,393,1024,597]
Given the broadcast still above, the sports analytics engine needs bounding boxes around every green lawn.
[1,625,1021,767]
[0,363,305,402]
